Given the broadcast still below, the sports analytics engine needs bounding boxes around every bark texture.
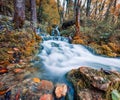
[13,0,25,29]
[74,0,81,37]
[30,0,37,27]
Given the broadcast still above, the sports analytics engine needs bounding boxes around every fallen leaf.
[0,90,7,95]
[7,51,14,54]
[14,68,23,73]
[33,78,40,83]
[0,67,8,74]
[13,48,19,51]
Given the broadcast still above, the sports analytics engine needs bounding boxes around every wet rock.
[40,94,53,100]
[78,89,103,100]
[37,80,54,94]
[55,84,67,98]
[67,67,120,100]
[51,42,59,47]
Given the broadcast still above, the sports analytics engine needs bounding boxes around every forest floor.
[0,18,68,100]
[0,18,45,99]
[0,17,120,100]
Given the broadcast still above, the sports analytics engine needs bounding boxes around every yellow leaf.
[33,78,40,83]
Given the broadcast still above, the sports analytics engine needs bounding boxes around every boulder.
[67,67,120,100]
[40,94,53,100]
[37,80,54,94]
[55,84,67,98]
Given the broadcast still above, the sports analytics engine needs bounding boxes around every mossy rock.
[67,67,120,100]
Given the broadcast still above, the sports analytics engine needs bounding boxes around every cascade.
[51,25,60,36]
[33,34,120,100]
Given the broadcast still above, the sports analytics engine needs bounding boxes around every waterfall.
[34,35,120,77]
[51,25,60,36]
[33,35,120,100]
[36,28,41,34]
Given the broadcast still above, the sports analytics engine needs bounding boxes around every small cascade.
[36,28,41,34]
[33,33,120,100]
[41,35,69,43]
[51,25,60,36]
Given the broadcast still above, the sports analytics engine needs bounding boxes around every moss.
[67,67,120,100]
[0,28,41,66]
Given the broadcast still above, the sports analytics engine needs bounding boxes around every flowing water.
[33,32,120,100]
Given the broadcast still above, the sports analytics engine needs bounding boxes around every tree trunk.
[104,0,113,21]
[112,0,117,22]
[57,0,63,24]
[30,0,37,28]
[74,0,81,37]
[86,0,91,17]
[13,0,25,29]
[38,0,43,23]
[98,0,106,20]
[62,0,66,22]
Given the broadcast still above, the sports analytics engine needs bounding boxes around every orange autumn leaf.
[7,51,14,54]
[0,67,8,74]
[14,68,23,73]
[0,90,7,95]
[33,78,40,83]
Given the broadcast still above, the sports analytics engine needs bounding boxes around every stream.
[33,30,120,100]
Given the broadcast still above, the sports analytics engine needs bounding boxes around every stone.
[55,84,67,98]
[40,94,53,100]
[37,80,54,94]
[67,67,120,100]
[78,89,103,100]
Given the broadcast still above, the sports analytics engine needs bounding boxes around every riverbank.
[0,16,120,100]
[60,20,120,57]
[0,23,43,99]
[0,20,70,100]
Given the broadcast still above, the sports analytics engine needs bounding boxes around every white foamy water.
[38,37,120,76]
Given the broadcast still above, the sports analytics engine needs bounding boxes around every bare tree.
[13,0,25,29]
[38,0,43,23]
[57,0,63,24]
[74,0,81,37]
[30,0,37,28]
[86,0,91,17]
[112,0,117,21]
[104,0,114,21]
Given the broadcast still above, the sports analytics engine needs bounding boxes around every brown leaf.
[0,67,8,74]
